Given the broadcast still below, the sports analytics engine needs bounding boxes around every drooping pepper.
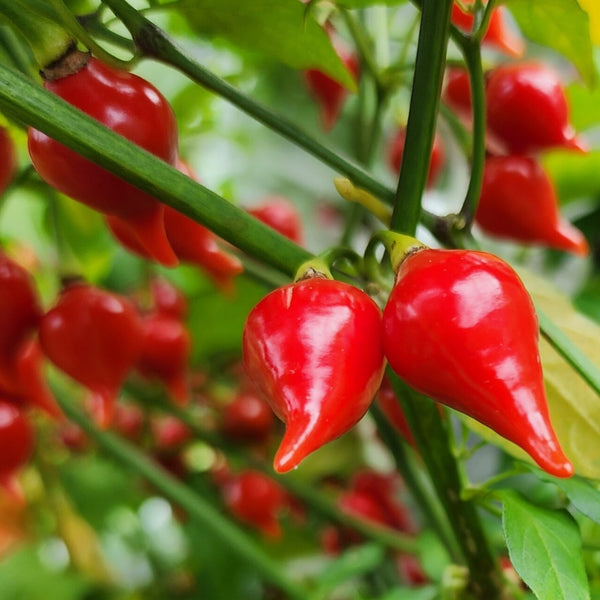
[475,155,589,256]
[243,270,386,473]
[382,241,573,478]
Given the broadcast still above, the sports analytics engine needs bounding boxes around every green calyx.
[372,230,427,274]
[0,0,73,70]
[294,258,334,282]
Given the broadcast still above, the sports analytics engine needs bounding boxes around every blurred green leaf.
[502,491,590,600]
[175,0,357,89]
[0,546,91,600]
[504,0,595,87]
[335,0,407,6]
[567,81,600,131]
[376,586,438,600]
[543,150,600,203]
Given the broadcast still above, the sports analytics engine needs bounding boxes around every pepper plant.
[0,0,600,599]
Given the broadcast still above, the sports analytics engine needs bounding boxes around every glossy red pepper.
[221,392,274,445]
[28,53,178,266]
[0,127,17,196]
[476,156,589,256]
[388,129,445,188]
[485,63,585,155]
[451,1,525,57]
[247,197,304,245]
[243,276,385,473]
[0,399,33,496]
[107,160,243,290]
[39,282,144,428]
[304,44,359,131]
[382,247,573,478]
[222,469,287,538]
[136,313,191,405]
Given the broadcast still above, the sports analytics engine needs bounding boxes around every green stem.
[0,63,311,277]
[340,9,381,87]
[0,24,37,78]
[388,371,504,599]
[55,394,308,600]
[0,0,72,68]
[390,0,452,236]
[369,402,460,561]
[456,37,485,229]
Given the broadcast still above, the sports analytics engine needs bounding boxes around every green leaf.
[543,150,600,203]
[460,268,600,480]
[501,491,590,600]
[523,465,600,525]
[376,585,438,600]
[503,0,595,87]
[175,0,356,89]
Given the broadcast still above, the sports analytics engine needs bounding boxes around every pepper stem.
[371,230,427,273]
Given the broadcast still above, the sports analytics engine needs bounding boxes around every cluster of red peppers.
[443,60,588,255]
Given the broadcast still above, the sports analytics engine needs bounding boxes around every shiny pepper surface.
[243,277,385,473]
[485,63,584,155]
[28,55,178,266]
[247,197,304,245]
[39,283,144,427]
[476,156,588,256]
[382,249,572,478]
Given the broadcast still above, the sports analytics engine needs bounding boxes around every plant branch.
[55,393,308,600]
[390,0,452,235]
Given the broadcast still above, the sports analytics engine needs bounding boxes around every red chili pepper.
[106,160,243,290]
[388,129,445,188]
[0,399,33,498]
[485,63,585,155]
[451,2,525,57]
[112,402,145,443]
[247,197,304,245]
[0,127,17,196]
[304,44,359,131]
[150,415,192,453]
[382,247,573,478]
[221,392,274,445]
[476,156,589,256]
[28,53,178,266]
[243,276,385,473]
[221,469,287,538]
[136,313,191,405]
[39,282,144,428]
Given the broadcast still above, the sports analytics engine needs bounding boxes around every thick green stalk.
[0,64,311,277]
[55,394,308,600]
[388,372,504,599]
[390,0,452,235]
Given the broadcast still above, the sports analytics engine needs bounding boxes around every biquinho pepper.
[485,63,585,155]
[247,197,304,245]
[476,156,589,256]
[0,399,33,498]
[39,282,144,427]
[382,243,573,478]
[451,1,525,57]
[28,51,178,266]
[243,273,386,473]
